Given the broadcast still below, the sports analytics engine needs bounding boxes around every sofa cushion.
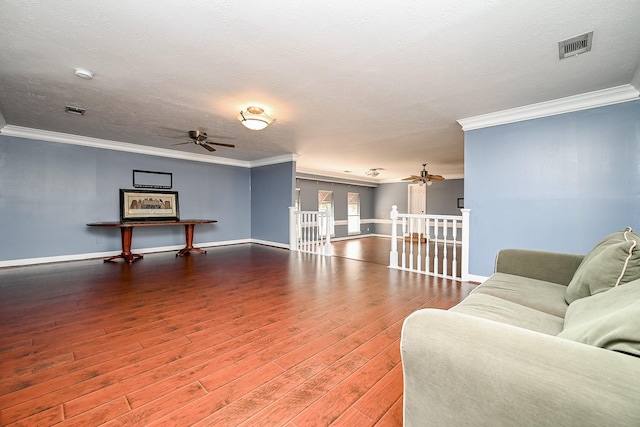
[472,273,568,318]
[558,278,640,357]
[451,293,564,335]
[565,227,640,304]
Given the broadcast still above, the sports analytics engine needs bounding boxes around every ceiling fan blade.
[194,129,235,140]
[171,141,191,146]
[207,142,236,148]
[200,143,216,152]
[428,174,445,181]
[402,175,421,181]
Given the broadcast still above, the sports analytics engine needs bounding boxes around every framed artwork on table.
[120,189,179,222]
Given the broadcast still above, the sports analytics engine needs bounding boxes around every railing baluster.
[289,210,332,257]
[425,218,431,273]
[433,219,439,276]
[386,207,467,281]
[401,217,407,269]
[389,205,399,268]
[442,219,448,278]
[452,219,458,278]
[291,206,470,280]
[408,217,414,270]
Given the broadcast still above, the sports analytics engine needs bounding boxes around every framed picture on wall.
[132,169,173,189]
[120,189,179,222]
[457,198,464,209]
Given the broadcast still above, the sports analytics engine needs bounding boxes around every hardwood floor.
[0,240,475,426]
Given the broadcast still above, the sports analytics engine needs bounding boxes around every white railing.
[289,207,332,256]
[389,205,470,281]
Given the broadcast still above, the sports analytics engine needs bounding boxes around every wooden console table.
[87,219,217,263]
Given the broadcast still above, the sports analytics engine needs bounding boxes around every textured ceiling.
[1,0,639,182]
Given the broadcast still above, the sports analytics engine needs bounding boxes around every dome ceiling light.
[74,68,94,80]
[238,106,274,130]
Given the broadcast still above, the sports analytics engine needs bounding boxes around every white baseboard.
[0,238,262,268]
[466,274,489,284]
[249,239,289,250]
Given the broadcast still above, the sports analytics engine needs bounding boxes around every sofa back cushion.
[559,278,640,357]
[564,227,640,304]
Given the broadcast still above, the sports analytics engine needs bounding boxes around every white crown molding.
[296,168,380,187]
[250,154,298,167]
[457,84,640,131]
[0,125,294,168]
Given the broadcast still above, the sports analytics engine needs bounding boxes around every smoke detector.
[558,31,593,60]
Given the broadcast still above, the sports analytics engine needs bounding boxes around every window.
[347,192,360,234]
[318,190,335,236]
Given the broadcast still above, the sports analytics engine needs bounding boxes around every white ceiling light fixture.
[238,106,274,130]
[365,168,381,177]
[74,68,94,80]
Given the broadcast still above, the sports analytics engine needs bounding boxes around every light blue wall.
[251,161,295,244]
[465,100,640,277]
[0,135,252,261]
[373,180,464,235]
[296,178,376,238]
[426,179,464,215]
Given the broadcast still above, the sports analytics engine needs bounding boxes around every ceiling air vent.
[558,31,593,60]
[65,105,86,116]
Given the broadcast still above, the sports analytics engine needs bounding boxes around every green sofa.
[401,228,640,426]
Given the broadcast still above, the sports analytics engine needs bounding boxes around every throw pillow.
[558,278,640,357]
[564,227,640,304]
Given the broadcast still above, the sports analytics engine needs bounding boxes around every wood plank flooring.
[0,239,475,426]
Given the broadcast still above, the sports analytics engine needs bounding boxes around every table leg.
[176,224,207,256]
[104,227,144,263]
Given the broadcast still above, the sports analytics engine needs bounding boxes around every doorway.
[408,184,426,214]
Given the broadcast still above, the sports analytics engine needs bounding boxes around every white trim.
[0,238,262,268]
[250,154,297,167]
[0,125,296,168]
[329,233,383,242]
[296,169,379,187]
[467,274,489,284]
[331,218,378,227]
[250,239,290,250]
[457,84,639,131]
[368,218,392,224]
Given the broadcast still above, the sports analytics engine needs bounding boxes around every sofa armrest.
[495,249,584,285]
[401,309,640,427]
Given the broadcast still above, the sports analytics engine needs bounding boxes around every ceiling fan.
[402,164,445,186]
[171,130,236,152]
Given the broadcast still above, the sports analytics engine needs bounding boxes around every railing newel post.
[389,205,399,268]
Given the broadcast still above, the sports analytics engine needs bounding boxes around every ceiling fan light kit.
[238,106,274,130]
[403,163,445,186]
